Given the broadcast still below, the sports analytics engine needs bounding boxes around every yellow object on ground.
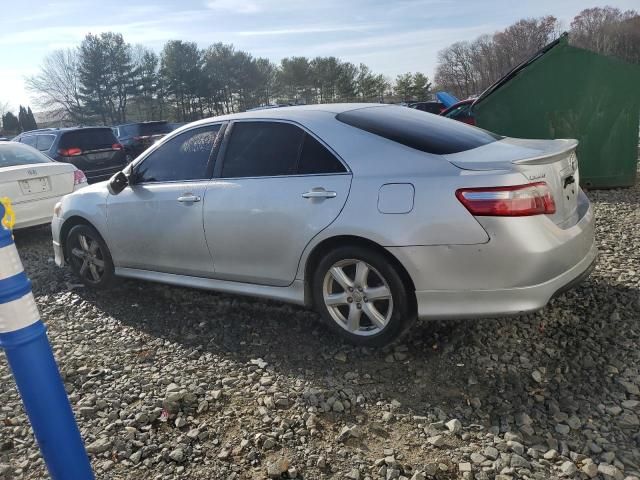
[0,197,15,230]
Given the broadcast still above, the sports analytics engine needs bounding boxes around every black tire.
[312,245,416,347]
[65,224,115,288]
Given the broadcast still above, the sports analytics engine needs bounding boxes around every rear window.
[121,123,172,137]
[336,105,500,154]
[59,129,117,150]
[138,123,172,136]
[0,143,52,168]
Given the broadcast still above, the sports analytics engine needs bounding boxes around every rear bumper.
[413,243,597,319]
[85,167,122,184]
[13,196,61,229]
[388,191,596,320]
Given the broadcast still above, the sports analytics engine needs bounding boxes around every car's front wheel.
[65,224,115,288]
[312,246,416,346]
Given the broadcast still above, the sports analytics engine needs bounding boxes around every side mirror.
[107,171,128,195]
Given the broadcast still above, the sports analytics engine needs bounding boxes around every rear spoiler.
[511,139,578,165]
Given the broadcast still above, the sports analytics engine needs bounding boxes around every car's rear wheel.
[66,224,114,288]
[312,246,416,346]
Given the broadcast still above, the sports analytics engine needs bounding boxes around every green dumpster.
[473,34,640,188]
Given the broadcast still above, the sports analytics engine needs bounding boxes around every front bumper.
[51,216,65,267]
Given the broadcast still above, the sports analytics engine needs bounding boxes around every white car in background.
[0,142,87,229]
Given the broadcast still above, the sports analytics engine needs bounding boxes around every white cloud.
[237,24,382,36]
[205,0,264,14]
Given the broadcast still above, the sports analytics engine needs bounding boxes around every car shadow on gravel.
[59,265,640,440]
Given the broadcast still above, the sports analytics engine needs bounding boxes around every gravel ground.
[1,182,639,480]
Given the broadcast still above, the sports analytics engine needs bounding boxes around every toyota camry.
[51,104,596,346]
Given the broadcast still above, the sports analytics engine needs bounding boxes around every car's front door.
[204,120,352,286]
[106,124,222,277]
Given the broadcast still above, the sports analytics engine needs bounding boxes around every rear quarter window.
[36,134,55,151]
[336,105,500,154]
[59,129,117,150]
[21,135,37,147]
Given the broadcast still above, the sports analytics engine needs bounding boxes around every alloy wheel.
[322,259,393,336]
[70,233,105,283]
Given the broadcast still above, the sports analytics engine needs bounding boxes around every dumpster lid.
[473,33,568,108]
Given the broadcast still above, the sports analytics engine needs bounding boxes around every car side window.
[36,135,55,151]
[134,125,220,183]
[221,122,304,178]
[21,135,37,147]
[298,134,346,174]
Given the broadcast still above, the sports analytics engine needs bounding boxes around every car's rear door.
[203,120,352,286]
[106,124,222,276]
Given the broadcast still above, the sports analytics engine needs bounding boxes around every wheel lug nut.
[348,287,353,292]
[363,297,368,302]
[347,297,353,303]
[356,303,362,309]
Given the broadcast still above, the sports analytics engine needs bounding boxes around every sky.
[0,0,638,111]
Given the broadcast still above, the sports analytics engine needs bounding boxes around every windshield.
[337,105,500,154]
[0,143,52,168]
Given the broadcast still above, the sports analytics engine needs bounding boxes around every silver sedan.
[51,104,596,346]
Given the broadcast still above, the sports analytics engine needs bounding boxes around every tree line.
[1,106,38,135]
[13,5,639,129]
[23,34,433,126]
[434,6,639,99]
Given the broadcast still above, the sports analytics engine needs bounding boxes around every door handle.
[177,194,201,203]
[302,189,337,199]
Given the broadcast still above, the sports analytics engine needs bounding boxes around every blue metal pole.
[0,203,94,480]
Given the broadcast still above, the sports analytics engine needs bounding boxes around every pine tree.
[27,107,38,130]
[1,112,20,134]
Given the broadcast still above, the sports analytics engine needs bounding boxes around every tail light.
[73,169,87,185]
[456,182,556,216]
[112,143,123,150]
[58,147,82,157]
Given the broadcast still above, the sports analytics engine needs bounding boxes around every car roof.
[184,103,390,128]
[115,121,169,127]
[20,126,112,135]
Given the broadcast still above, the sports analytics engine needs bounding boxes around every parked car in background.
[0,142,86,229]
[51,104,596,347]
[407,101,444,114]
[440,99,476,125]
[14,127,126,184]
[0,137,10,142]
[168,122,187,132]
[113,121,173,161]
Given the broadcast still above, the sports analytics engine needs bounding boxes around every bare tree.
[25,49,84,122]
[435,16,561,98]
[570,7,640,64]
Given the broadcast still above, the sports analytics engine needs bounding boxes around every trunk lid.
[0,162,75,203]
[445,138,580,227]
